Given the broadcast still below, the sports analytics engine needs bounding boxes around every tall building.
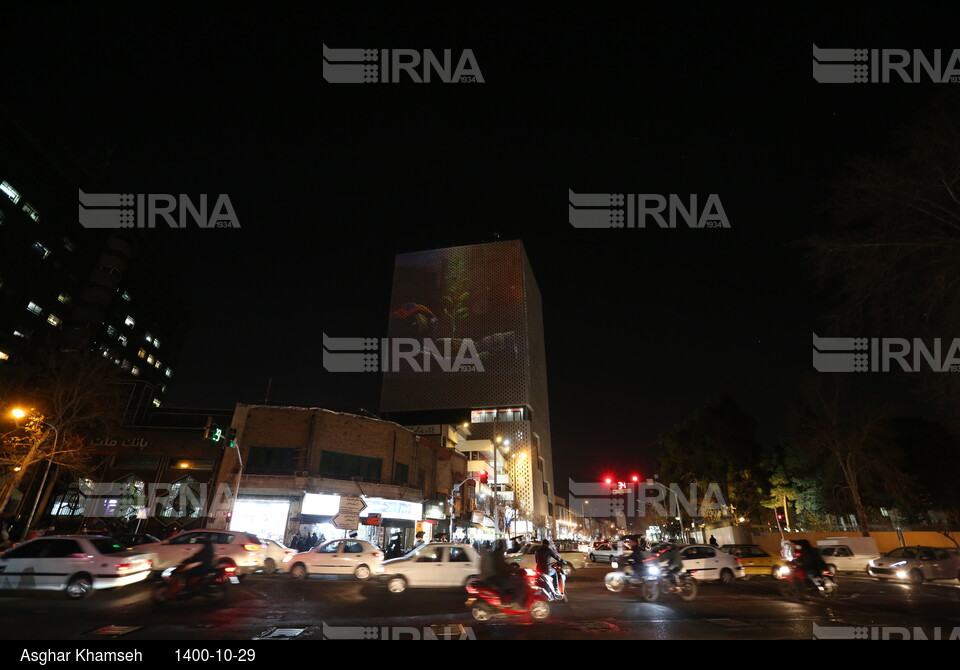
[379,240,557,536]
[0,109,187,423]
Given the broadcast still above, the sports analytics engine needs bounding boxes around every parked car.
[720,544,785,578]
[285,538,384,580]
[507,541,586,572]
[816,537,881,574]
[259,537,296,573]
[379,542,480,593]
[0,535,153,599]
[868,546,960,584]
[133,529,264,577]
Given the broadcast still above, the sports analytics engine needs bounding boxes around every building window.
[22,202,39,222]
[13,329,31,339]
[319,451,382,482]
[153,338,160,349]
[152,398,161,407]
[107,325,117,337]
[131,366,140,376]
[0,351,9,361]
[137,348,146,358]
[0,180,20,204]
[145,333,153,344]
[146,354,154,365]
[395,462,409,485]
[118,334,128,346]
[121,290,131,301]
[154,359,161,369]
[46,313,61,327]
[124,315,135,327]
[27,302,43,316]
[121,359,131,370]
[63,237,76,252]
[57,293,70,304]
[32,242,51,259]
[246,447,298,475]
[165,367,173,378]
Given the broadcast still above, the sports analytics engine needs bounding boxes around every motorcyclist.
[625,538,645,581]
[173,536,216,596]
[534,539,565,599]
[792,539,830,590]
[658,542,684,588]
[481,540,528,609]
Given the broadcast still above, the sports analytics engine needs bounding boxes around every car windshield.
[89,538,128,555]
[884,547,919,559]
[819,547,835,556]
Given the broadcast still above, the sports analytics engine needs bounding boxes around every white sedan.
[379,543,481,593]
[258,538,296,574]
[0,535,152,599]
[285,539,384,580]
[507,542,587,572]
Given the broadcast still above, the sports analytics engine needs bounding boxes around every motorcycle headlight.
[611,561,619,569]
[777,565,791,577]
[646,565,660,575]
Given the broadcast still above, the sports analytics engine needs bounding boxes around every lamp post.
[5,409,58,540]
[22,422,57,541]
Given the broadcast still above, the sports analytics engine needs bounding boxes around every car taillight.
[224,565,237,574]
[465,584,478,594]
[115,563,131,573]
[244,544,260,551]
[372,551,383,559]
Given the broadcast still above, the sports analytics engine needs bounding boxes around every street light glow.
[11,408,26,419]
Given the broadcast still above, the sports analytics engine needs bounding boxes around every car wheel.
[464,574,480,587]
[719,568,735,585]
[66,574,93,600]
[589,553,596,562]
[771,566,780,579]
[290,563,307,580]
[909,569,924,586]
[471,604,493,622]
[263,558,277,574]
[604,573,626,593]
[354,564,371,580]
[387,576,407,594]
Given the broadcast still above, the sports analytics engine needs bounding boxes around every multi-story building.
[222,404,468,548]
[0,111,187,423]
[379,240,557,536]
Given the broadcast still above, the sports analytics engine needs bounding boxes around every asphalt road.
[1,566,958,643]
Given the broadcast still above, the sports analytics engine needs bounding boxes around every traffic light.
[227,427,237,448]
[203,416,222,441]
[775,507,785,523]
[479,470,488,485]
[631,474,640,482]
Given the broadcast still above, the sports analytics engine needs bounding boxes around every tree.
[807,92,960,423]
[0,345,125,519]
[789,378,913,536]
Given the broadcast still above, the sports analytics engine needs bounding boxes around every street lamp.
[7,408,58,540]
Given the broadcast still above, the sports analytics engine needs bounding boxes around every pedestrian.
[709,535,718,547]
[309,532,318,548]
[413,531,425,549]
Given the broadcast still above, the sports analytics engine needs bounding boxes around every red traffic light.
[631,475,639,482]
[604,477,612,485]
[479,471,489,485]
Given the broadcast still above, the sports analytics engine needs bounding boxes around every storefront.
[229,497,293,543]
[295,493,423,550]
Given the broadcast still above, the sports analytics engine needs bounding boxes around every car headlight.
[778,565,791,576]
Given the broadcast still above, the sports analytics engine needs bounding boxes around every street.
[1,566,958,642]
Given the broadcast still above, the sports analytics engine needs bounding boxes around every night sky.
[3,5,955,493]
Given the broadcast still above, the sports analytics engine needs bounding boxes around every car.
[720,544,785,578]
[133,528,265,577]
[116,533,161,550]
[507,541,587,572]
[259,538,296,573]
[587,542,620,563]
[868,546,960,585]
[670,544,745,583]
[816,537,881,574]
[379,542,480,593]
[0,535,153,599]
[284,538,384,580]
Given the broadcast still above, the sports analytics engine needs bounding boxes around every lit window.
[118,334,128,347]
[46,314,61,327]
[121,290,131,301]
[107,325,117,337]
[145,333,153,344]
[153,338,160,349]
[101,347,110,358]
[22,202,39,222]
[165,367,173,378]
[63,237,76,252]
[121,359,131,371]
[13,330,31,339]
[58,293,71,304]
[125,315,135,327]
[27,302,43,315]
[137,348,146,359]
[0,181,20,204]
[32,242,51,259]
[0,351,9,361]
[131,366,140,376]
[152,398,161,408]
[154,359,161,369]
[161,385,167,393]
[146,354,154,365]
[113,357,121,366]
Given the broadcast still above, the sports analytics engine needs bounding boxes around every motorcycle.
[540,560,569,602]
[606,557,698,602]
[465,567,551,621]
[152,563,237,604]
[776,562,837,600]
